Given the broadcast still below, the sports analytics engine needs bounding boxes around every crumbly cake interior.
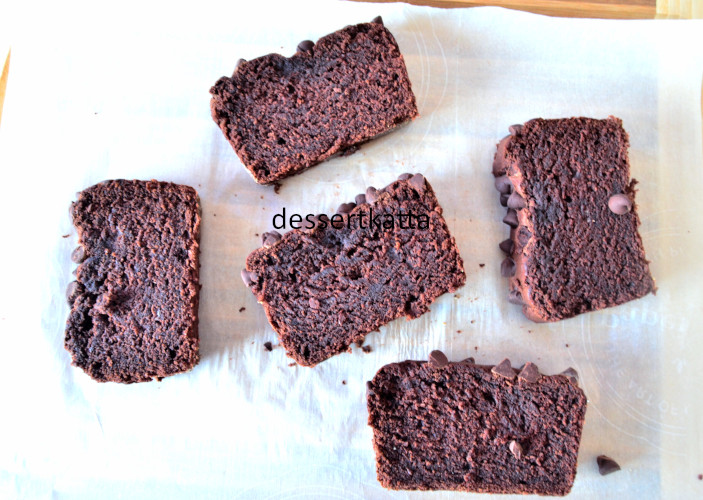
[244,176,465,366]
[367,359,586,495]
[66,180,200,383]
[210,21,418,184]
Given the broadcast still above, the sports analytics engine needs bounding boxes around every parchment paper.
[1,1,702,498]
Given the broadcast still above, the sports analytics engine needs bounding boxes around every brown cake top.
[65,180,201,383]
[493,117,655,321]
[242,174,465,366]
[367,353,587,495]
[210,20,418,184]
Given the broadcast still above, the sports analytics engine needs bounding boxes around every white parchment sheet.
[1,1,702,498]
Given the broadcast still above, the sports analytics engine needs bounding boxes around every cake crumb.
[470,320,475,324]
[273,182,282,194]
[288,362,297,367]
[355,339,364,348]
[362,345,373,354]
[474,346,479,351]
[342,380,347,385]
[264,342,273,352]
[565,344,570,348]
[457,330,462,334]
[454,294,461,299]
[239,307,246,313]
[698,474,702,480]
[213,213,216,217]
[62,234,70,238]
[479,263,485,268]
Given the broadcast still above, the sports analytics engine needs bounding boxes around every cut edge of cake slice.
[241,173,466,366]
[210,17,418,184]
[65,179,201,383]
[367,351,587,495]
[492,117,655,322]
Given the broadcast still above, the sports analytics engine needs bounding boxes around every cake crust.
[493,117,655,321]
[65,180,201,383]
[210,20,418,184]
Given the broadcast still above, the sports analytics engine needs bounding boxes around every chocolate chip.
[355,194,367,205]
[492,135,511,176]
[365,186,379,204]
[560,367,579,385]
[503,209,518,228]
[608,194,632,215]
[397,173,412,181]
[597,455,621,476]
[428,350,449,368]
[66,281,80,305]
[262,231,282,247]
[491,358,515,379]
[518,362,541,383]
[499,238,515,255]
[337,202,356,215]
[297,40,314,53]
[499,192,509,207]
[71,246,86,264]
[241,269,258,287]
[371,15,384,25]
[408,174,426,192]
[517,226,532,247]
[508,290,524,305]
[507,192,527,210]
[501,257,516,277]
[263,342,273,352]
[494,176,512,194]
[509,440,523,459]
[509,124,523,135]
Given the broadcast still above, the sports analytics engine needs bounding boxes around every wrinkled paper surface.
[1,1,702,498]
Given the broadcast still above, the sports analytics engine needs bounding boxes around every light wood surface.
[356,0,701,18]
[0,49,10,129]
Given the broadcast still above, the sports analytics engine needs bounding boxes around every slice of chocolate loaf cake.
[65,180,201,383]
[242,174,465,366]
[492,117,655,322]
[367,352,587,495]
[210,17,418,184]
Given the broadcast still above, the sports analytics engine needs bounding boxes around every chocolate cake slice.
[242,174,465,366]
[210,17,418,184]
[65,180,201,383]
[492,117,655,322]
[367,352,587,495]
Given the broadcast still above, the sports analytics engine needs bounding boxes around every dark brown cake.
[367,352,587,495]
[492,117,655,322]
[65,180,201,383]
[242,174,465,366]
[210,18,418,184]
